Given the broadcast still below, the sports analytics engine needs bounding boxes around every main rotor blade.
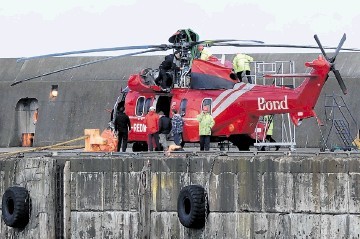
[333,69,347,95]
[192,39,264,47]
[17,44,172,62]
[211,42,360,52]
[201,39,265,44]
[11,48,164,86]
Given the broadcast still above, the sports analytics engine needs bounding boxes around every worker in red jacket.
[144,106,161,151]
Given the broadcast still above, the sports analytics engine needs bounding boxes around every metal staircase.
[334,119,353,147]
[323,93,357,151]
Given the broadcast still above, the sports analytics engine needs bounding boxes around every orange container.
[22,133,34,147]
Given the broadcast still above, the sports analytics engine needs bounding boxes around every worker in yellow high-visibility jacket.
[261,115,280,151]
[233,53,254,83]
[197,44,212,61]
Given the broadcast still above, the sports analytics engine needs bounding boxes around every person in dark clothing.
[171,109,183,146]
[114,107,131,152]
[158,111,172,151]
[155,51,181,89]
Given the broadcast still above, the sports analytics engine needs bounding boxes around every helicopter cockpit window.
[136,97,145,116]
[144,98,152,115]
[202,98,212,112]
[180,99,188,116]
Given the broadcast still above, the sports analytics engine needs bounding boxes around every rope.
[51,145,84,150]
[0,136,88,158]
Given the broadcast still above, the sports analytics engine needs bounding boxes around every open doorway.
[156,95,172,117]
[10,98,39,147]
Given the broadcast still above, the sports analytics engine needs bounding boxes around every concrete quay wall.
[0,157,57,238]
[1,152,360,238]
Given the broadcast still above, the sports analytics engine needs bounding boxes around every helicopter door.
[155,95,172,117]
[111,87,129,123]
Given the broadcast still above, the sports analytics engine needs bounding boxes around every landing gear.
[180,141,185,148]
[218,141,230,151]
[132,142,148,152]
[228,134,255,151]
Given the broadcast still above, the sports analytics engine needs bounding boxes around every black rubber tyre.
[132,142,141,152]
[228,134,254,151]
[180,141,185,148]
[177,185,207,229]
[2,186,31,228]
[132,142,148,152]
[140,142,149,151]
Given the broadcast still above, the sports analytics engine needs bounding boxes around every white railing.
[251,61,297,151]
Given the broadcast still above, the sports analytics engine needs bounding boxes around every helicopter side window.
[202,98,212,113]
[144,98,152,115]
[179,99,188,116]
[136,97,145,116]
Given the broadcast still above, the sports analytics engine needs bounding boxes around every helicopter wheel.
[132,142,148,152]
[228,134,253,151]
[180,141,185,148]
[237,144,251,151]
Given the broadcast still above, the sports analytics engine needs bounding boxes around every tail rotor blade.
[314,34,329,60]
[333,69,347,95]
[331,33,346,63]
[313,33,348,95]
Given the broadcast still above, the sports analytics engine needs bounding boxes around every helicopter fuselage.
[123,55,330,149]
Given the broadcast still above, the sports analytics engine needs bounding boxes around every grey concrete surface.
[1,153,360,238]
[0,157,56,239]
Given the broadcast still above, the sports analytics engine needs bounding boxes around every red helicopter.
[13,29,359,151]
[110,29,354,151]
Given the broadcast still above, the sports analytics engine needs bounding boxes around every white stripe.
[212,84,255,118]
[212,82,245,108]
[234,82,245,90]
[182,117,197,121]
